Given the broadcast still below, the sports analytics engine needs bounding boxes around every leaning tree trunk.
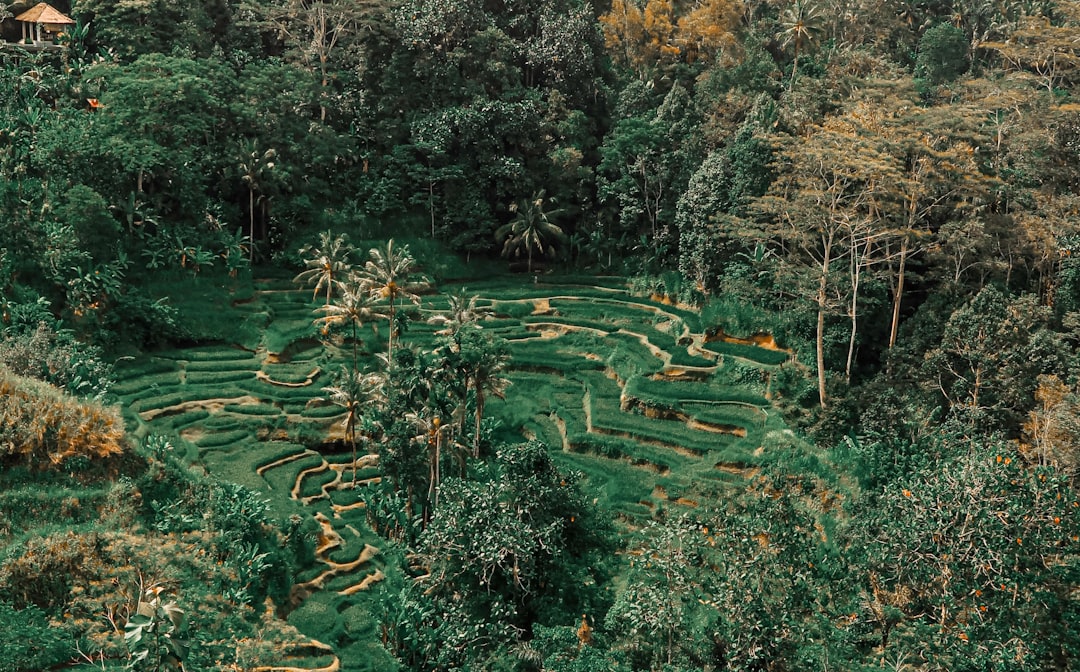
[888,237,908,350]
[474,386,485,459]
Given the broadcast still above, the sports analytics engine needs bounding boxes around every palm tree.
[323,369,385,486]
[428,287,493,335]
[456,327,511,457]
[238,141,276,261]
[495,190,567,274]
[315,275,378,374]
[357,240,422,362]
[779,0,823,88]
[294,230,354,306]
[406,410,455,510]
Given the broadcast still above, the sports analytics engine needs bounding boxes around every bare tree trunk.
[816,241,831,409]
[889,237,908,350]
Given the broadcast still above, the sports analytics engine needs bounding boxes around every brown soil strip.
[180,427,205,443]
[705,329,792,354]
[331,500,371,515]
[582,389,593,432]
[294,455,380,505]
[139,395,264,422]
[589,425,702,459]
[688,418,747,437]
[257,449,318,477]
[715,461,759,476]
[622,396,749,437]
[525,322,609,339]
[338,569,386,596]
[549,412,571,452]
[292,460,330,501]
[294,513,382,594]
[256,366,321,388]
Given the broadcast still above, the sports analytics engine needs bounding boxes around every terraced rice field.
[113,274,796,671]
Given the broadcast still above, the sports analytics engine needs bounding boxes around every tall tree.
[455,326,511,458]
[495,190,566,273]
[293,230,355,305]
[252,0,387,122]
[315,276,378,374]
[358,240,421,362]
[778,0,823,87]
[237,141,276,260]
[754,109,900,407]
[323,369,385,485]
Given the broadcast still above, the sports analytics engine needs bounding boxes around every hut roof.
[14,3,74,25]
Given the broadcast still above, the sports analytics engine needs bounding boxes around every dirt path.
[139,395,264,421]
[256,366,321,387]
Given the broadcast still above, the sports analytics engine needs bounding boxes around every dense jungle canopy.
[1,0,1080,670]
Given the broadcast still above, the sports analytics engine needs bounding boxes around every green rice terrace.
[110,274,797,671]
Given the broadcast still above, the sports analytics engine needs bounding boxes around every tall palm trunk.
[248,188,255,262]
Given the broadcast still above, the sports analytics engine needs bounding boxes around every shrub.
[0,601,74,671]
[0,322,114,398]
[0,367,126,469]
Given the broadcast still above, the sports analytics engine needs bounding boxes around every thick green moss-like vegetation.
[4,0,1080,666]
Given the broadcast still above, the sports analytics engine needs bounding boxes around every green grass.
[624,375,768,407]
[224,403,283,416]
[184,357,261,372]
[195,429,253,449]
[702,340,792,366]
[110,270,807,667]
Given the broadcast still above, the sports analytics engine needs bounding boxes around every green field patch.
[163,409,212,431]
[253,442,314,471]
[184,370,254,385]
[602,332,665,377]
[260,361,322,384]
[130,386,248,413]
[223,402,283,416]
[625,375,768,408]
[302,403,347,419]
[680,401,767,431]
[263,318,319,356]
[111,370,182,396]
[114,356,179,379]
[297,464,341,500]
[550,450,661,516]
[260,452,325,494]
[201,449,274,495]
[702,340,792,366]
[195,428,253,449]
[184,356,261,372]
[523,314,616,333]
[666,348,718,368]
[235,378,327,401]
[159,345,254,362]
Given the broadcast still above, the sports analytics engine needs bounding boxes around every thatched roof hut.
[14,3,73,44]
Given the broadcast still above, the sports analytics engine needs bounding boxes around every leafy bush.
[0,322,114,398]
[0,367,126,469]
[0,601,73,671]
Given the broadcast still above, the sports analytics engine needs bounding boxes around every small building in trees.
[12,2,72,45]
